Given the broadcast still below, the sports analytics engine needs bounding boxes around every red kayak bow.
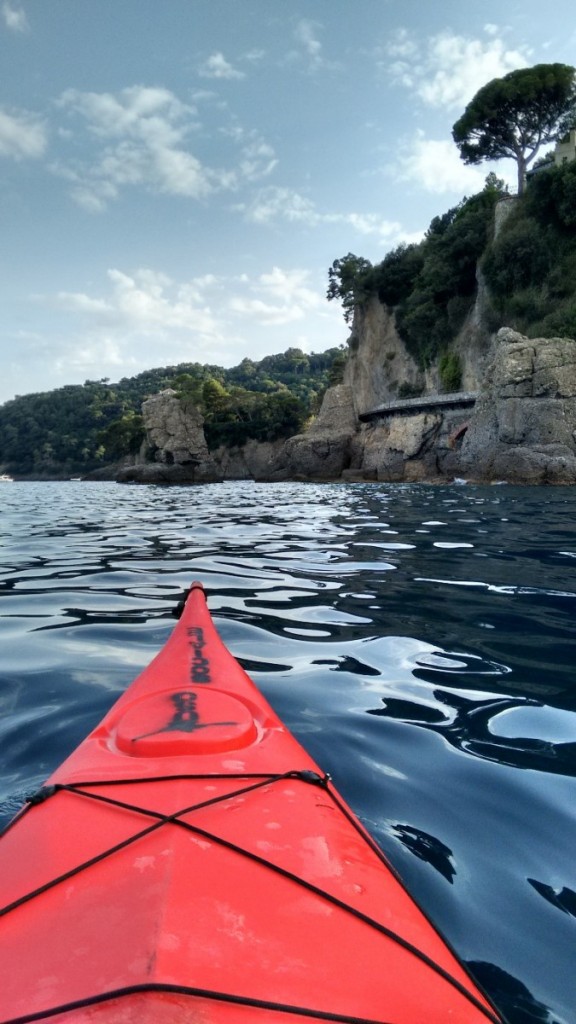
[0,583,503,1024]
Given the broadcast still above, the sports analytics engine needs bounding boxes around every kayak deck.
[0,584,503,1024]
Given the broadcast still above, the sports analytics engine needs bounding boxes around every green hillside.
[0,347,343,478]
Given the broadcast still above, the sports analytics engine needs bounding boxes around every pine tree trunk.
[517,155,526,195]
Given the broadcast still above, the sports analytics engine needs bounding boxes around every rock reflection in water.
[368,692,576,777]
[469,963,556,1024]
[391,824,456,883]
[528,879,576,919]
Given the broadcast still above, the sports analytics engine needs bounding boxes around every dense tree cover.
[0,380,126,476]
[327,254,373,323]
[327,160,576,385]
[482,158,576,338]
[328,175,506,373]
[0,347,343,476]
[202,387,305,449]
[395,182,504,366]
[452,63,576,194]
[371,243,425,308]
[174,372,307,449]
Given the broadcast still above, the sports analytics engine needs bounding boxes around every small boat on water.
[0,583,504,1024]
[0,473,13,482]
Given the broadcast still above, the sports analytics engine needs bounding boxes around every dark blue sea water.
[1,480,575,1023]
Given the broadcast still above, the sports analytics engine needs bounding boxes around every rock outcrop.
[116,324,576,487]
[458,328,576,483]
[211,439,286,481]
[355,413,443,482]
[118,389,222,484]
[261,385,358,481]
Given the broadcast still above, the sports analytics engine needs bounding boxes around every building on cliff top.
[554,128,576,166]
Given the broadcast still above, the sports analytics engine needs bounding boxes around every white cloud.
[56,86,217,208]
[56,268,224,337]
[55,292,112,314]
[295,20,323,66]
[67,85,194,139]
[198,52,245,80]
[384,27,529,109]
[230,266,323,326]
[0,106,46,158]
[287,19,339,73]
[2,1,28,32]
[385,27,418,60]
[328,212,404,239]
[239,138,278,180]
[229,296,306,326]
[243,49,265,63]
[241,186,409,243]
[221,123,278,182]
[396,133,488,194]
[54,84,277,207]
[243,186,318,225]
[37,262,343,384]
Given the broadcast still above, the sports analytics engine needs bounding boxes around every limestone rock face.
[211,439,287,481]
[118,389,221,484]
[343,299,422,416]
[459,329,576,483]
[263,385,358,481]
[357,413,447,482]
[308,384,358,435]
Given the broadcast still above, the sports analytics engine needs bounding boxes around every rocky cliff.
[458,328,576,483]
[118,389,222,484]
[343,300,423,416]
[120,325,576,487]
[344,282,492,417]
[261,385,358,481]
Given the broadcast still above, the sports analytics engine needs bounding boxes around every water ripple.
[1,480,576,1023]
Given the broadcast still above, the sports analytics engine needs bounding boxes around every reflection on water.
[392,824,457,884]
[1,480,576,1024]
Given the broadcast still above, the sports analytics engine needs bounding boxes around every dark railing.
[358,391,479,422]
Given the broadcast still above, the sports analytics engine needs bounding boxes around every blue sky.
[1,0,575,404]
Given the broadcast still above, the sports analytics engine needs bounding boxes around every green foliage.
[370,244,425,308]
[506,287,553,325]
[452,63,576,193]
[326,253,373,323]
[203,388,305,449]
[325,178,502,370]
[537,300,576,339]
[481,161,576,336]
[332,161,576,358]
[97,411,145,459]
[524,159,576,229]
[438,352,462,393]
[394,187,497,365]
[397,381,424,399]
[0,380,125,476]
[0,347,340,476]
[327,347,347,387]
[482,216,552,297]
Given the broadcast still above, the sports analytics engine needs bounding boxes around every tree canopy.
[326,253,373,323]
[452,63,576,194]
[326,177,507,371]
